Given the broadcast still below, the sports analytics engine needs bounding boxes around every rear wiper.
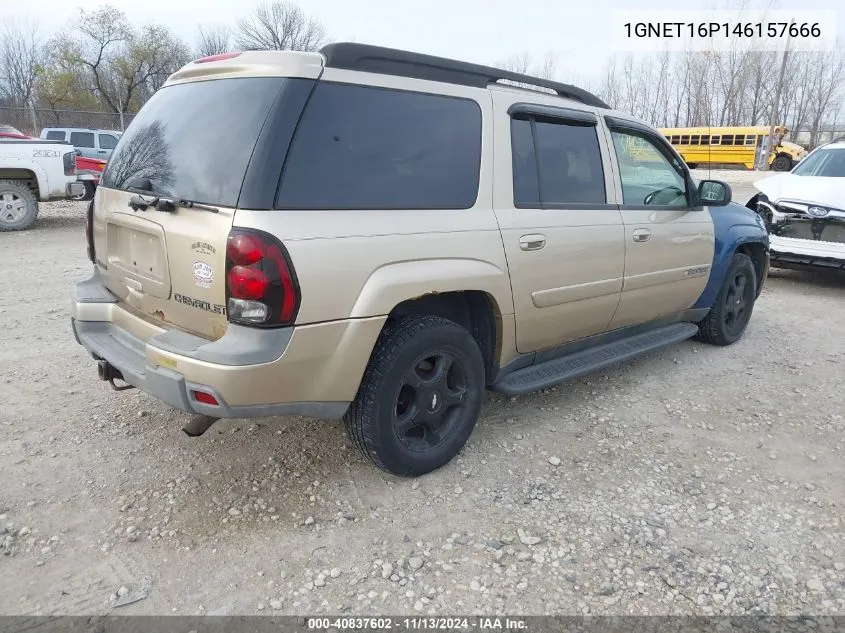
[156,197,219,214]
[127,192,218,214]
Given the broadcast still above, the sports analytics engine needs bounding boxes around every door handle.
[519,234,546,251]
[632,228,652,243]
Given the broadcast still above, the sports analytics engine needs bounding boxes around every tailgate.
[89,74,296,340]
[93,186,234,340]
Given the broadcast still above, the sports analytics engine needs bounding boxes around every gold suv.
[71,43,770,476]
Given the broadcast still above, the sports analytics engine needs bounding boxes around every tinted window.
[278,83,481,209]
[99,134,118,150]
[533,118,605,204]
[70,132,95,147]
[611,130,688,207]
[45,130,66,141]
[511,118,540,206]
[101,77,285,207]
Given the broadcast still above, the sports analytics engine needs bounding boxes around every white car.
[748,141,845,271]
[0,137,85,230]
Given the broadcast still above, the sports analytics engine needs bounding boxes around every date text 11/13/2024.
[306,617,528,630]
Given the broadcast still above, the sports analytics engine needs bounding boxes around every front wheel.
[344,315,486,477]
[697,252,757,346]
[771,155,792,171]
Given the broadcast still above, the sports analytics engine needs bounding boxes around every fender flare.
[348,258,513,319]
[693,209,769,310]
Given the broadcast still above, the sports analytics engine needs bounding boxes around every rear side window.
[99,134,118,150]
[70,132,95,147]
[45,130,66,141]
[511,114,606,207]
[277,83,482,210]
[101,77,286,207]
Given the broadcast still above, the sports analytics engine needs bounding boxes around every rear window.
[101,77,285,207]
[277,83,482,210]
[70,132,95,147]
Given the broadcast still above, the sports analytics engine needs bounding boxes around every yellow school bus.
[658,125,807,171]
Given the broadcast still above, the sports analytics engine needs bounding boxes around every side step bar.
[491,322,700,396]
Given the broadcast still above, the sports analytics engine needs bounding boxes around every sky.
[7,0,845,86]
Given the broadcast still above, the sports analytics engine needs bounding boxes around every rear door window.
[101,77,286,208]
[98,133,118,150]
[70,132,95,147]
[45,130,66,141]
[277,83,482,209]
[510,113,606,207]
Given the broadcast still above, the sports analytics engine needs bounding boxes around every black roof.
[320,42,609,110]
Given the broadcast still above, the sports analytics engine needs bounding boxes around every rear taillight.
[63,151,76,176]
[225,228,300,327]
[85,200,95,264]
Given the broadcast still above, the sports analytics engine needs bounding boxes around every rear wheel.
[771,154,792,171]
[697,252,757,346]
[344,315,485,477]
[75,181,96,201]
[0,180,38,232]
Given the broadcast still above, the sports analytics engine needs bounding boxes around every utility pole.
[761,21,794,171]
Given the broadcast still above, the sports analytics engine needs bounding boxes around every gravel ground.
[1,177,844,617]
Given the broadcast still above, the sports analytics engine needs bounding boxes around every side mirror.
[74,149,82,156]
[697,180,732,207]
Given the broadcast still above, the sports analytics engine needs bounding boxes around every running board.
[492,322,700,396]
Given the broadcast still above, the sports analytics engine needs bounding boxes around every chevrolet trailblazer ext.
[71,44,769,476]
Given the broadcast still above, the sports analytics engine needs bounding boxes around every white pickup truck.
[0,138,85,231]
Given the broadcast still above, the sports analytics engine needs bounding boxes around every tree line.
[0,1,327,128]
[2,0,843,148]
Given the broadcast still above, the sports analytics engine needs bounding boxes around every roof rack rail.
[319,42,610,110]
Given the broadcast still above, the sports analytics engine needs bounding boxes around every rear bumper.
[66,182,85,198]
[71,271,386,419]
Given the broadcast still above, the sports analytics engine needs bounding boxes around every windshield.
[792,147,845,177]
[101,77,286,207]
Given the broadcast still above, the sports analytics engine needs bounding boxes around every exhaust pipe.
[182,415,219,437]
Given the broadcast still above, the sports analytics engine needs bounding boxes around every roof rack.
[319,42,610,110]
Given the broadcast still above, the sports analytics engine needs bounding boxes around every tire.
[697,252,757,346]
[77,181,96,201]
[771,155,792,171]
[344,315,486,477]
[0,180,38,232]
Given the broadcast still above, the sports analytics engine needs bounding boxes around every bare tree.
[236,1,326,52]
[197,24,232,57]
[0,18,42,108]
[65,5,131,114]
[58,7,191,122]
